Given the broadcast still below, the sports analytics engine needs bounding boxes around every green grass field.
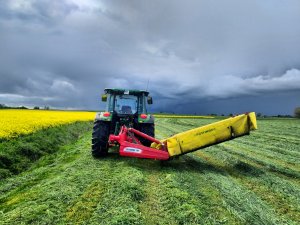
[0,117,299,224]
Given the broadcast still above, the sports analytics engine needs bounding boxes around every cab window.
[114,95,137,114]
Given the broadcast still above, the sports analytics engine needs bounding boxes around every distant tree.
[229,113,233,117]
[44,106,50,110]
[34,106,40,110]
[221,114,224,116]
[0,104,29,109]
[257,113,262,117]
[295,107,300,118]
[0,104,6,109]
[277,114,293,118]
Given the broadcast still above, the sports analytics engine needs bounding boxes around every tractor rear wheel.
[138,123,155,147]
[92,120,110,157]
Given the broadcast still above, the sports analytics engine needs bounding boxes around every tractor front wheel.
[92,120,110,157]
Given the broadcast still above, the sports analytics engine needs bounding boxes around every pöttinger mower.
[92,88,257,160]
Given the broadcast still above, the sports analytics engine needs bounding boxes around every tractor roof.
[104,88,149,96]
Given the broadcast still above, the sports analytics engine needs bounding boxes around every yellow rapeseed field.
[0,109,95,139]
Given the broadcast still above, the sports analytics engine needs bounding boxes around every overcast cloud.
[0,0,300,115]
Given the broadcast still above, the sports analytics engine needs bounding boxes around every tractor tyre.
[92,120,110,157]
[138,123,155,147]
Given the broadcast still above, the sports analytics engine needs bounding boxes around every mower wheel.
[138,123,155,147]
[92,120,110,157]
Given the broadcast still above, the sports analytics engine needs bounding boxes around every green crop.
[0,117,299,224]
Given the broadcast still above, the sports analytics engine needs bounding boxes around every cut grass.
[0,121,92,179]
[0,117,299,224]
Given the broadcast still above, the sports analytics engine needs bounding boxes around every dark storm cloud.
[0,0,300,114]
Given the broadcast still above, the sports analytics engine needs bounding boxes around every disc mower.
[92,88,257,160]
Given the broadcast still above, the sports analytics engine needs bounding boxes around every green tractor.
[92,88,155,157]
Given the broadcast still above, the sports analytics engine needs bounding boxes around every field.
[0,110,95,139]
[0,113,299,224]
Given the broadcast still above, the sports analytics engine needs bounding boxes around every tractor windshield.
[114,95,138,114]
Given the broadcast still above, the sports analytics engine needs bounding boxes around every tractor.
[92,88,155,157]
[92,88,257,160]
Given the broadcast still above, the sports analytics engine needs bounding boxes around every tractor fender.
[138,114,155,124]
[95,112,112,122]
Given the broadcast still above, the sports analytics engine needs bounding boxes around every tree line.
[0,104,50,110]
[1,103,300,118]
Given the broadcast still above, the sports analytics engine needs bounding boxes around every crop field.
[0,114,299,224]
[0,110,95,139]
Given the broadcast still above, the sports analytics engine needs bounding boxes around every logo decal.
[124,147,142,153]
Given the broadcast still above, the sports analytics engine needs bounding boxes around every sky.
[0,0,300,115]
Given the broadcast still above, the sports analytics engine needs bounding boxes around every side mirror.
[147,96,153,104]
[101,94,107,102]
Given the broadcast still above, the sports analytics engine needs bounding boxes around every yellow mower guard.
[152,112,257,157]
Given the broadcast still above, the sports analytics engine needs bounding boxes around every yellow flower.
[0,109,95,139]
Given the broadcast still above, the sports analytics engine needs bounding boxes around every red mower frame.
[109,126,170,160]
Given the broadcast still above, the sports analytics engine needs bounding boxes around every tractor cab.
[102,89,152,113]
[101,89,153,120]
